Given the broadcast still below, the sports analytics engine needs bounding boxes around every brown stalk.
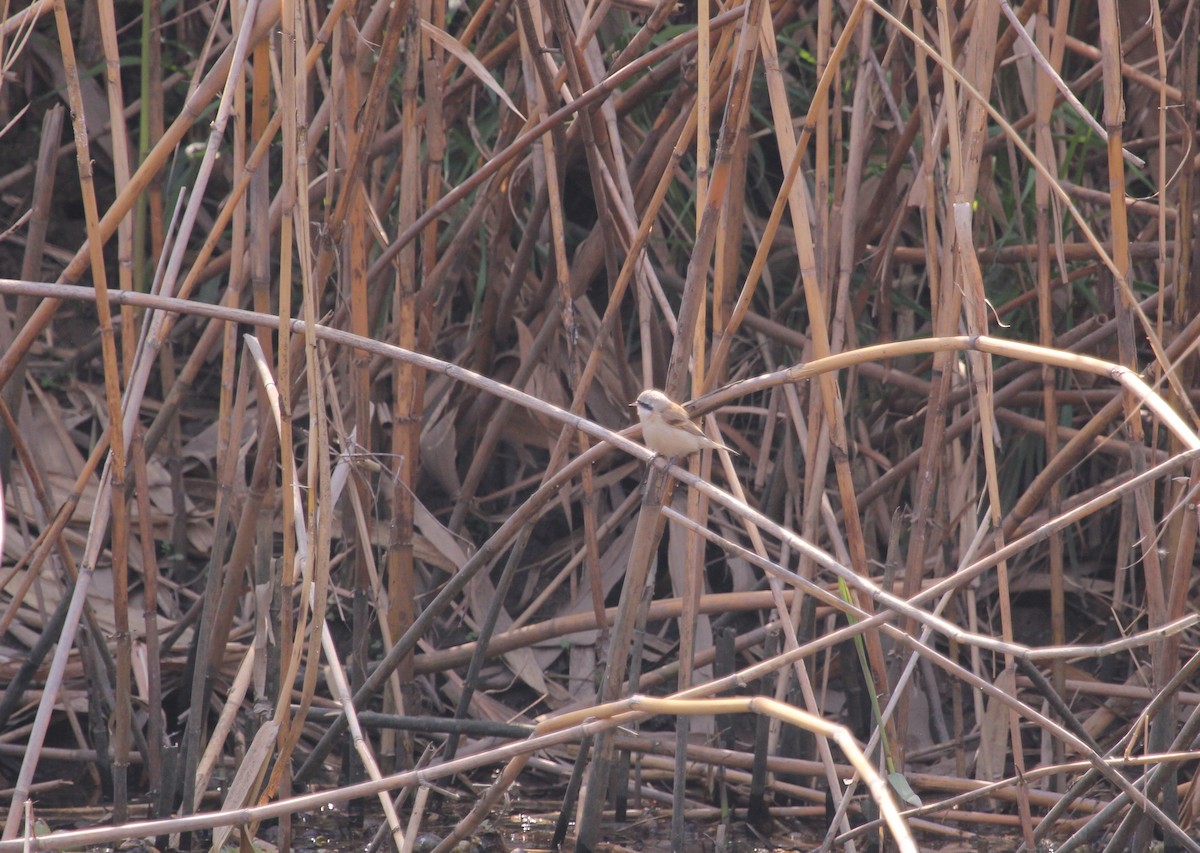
[91,0,137,820]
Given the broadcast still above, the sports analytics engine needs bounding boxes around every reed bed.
[0,0,1197,850]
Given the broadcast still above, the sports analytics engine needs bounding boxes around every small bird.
[632,389,737,457]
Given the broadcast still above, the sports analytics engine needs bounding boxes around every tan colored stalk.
[1030,0,1067,791]
[388,3,424,758]
[672,0,714,837]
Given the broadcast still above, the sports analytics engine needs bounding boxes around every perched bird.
[632,389,737,457]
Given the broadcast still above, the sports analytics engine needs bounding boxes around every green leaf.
[888,772,922,808]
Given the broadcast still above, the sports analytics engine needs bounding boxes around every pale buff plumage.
[631,389,737,457]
